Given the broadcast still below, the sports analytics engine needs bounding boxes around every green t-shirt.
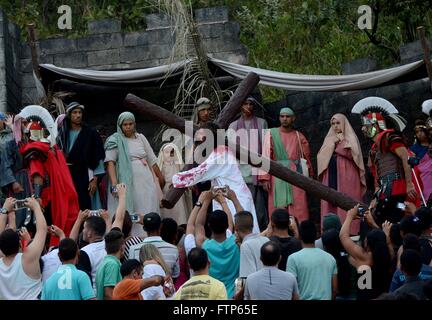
[41,264,95,300]
[286,248,337,300]
[95,255,122,300]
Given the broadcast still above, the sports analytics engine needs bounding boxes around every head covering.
[422,99,432,130]
[351,96,407,132]
[143,212,162,232]
[104,112,136,213]
[323,213,342,232]
[0,112,6,121]
[279,107,295,116]
[317,113,366,194]
[17,105,57,146]
[192,97,212,125]
[66,102,84,114]
[157,142,184,170]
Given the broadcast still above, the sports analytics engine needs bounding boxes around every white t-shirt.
[0,253,42,300]
[41,249,61,283]
[141,264,166,300]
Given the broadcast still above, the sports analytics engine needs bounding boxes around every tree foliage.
[0,0,431,102]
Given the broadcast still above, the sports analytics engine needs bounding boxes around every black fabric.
[269,236,302,271]
[76,250,92,284]
[374,195,406,226]
[419,237,432,266]
[328,153,338,190]
[58,122,105,210]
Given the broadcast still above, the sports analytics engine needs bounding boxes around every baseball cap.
[143,212,161,232]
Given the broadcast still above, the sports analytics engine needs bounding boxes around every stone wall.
[265,74,432,223]
[17,6,247,106]
[0,11,21,113]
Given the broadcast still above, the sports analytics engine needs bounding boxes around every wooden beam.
[124,91,366,211]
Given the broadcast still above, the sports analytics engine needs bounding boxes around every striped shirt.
[128,236,180,278]
[122,236,143,263]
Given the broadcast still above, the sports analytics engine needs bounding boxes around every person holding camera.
[0,197,47,299]
[194,189,239,299]
[339,204,393,300]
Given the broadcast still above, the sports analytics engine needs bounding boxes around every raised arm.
[187,191,212,235]
[112,183,127,230]
[339,205,368,263]
[195,191,213,247]
[214,191,234,233]
[70,210,89,242]
[0,198,15,233]
[225,187,244,213]
[22,197,47,279]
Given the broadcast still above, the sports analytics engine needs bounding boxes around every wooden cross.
[124,72,365,211]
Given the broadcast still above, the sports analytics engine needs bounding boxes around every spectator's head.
[120,259,143,279]
[365,229,391,276]
[58,238,79,263]
[234,211,254,241]
[415,207,432,233]
[112,211,132,238]
[402,233,421,253]
[143,212,161,235]
[208,210,228,235]
[400,249,423,277]
[400,215,422,237]
[187,247,209,273]
[299,220,317,245]
[104,229,124,256]
[161,218,178,245]
[321,229,343,258]
[139,243,169,275]
[390,223,403,249]
[0,229,20,256]
[82,216,106,243]
[260,241,281,267]
[271,209,290,231]
[323,213,342,232]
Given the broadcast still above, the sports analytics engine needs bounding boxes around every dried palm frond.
[150,0,233,147]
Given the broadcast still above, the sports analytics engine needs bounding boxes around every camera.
[89,210,101,217]
[212,185,228,196]
[14,199,27,210]
[110,186,118,193]
[396,202,406,210]
[357,206,367,217]
[130,213,140,222]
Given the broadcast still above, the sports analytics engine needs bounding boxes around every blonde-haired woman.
[139,243,173,300]
[317,113,366,235]
[157,143,192,225]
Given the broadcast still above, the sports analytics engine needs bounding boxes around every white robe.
[172,146,259,233]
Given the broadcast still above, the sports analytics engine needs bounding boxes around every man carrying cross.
[172,122,260,233]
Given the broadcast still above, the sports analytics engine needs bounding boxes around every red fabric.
[370,132,422,207]
[20,142,79,246]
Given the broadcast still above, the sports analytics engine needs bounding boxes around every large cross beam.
[124,74,365,211]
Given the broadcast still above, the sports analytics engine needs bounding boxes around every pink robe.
[260,129,313,222]
[418,153,432,202]
[320,140,362,234]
